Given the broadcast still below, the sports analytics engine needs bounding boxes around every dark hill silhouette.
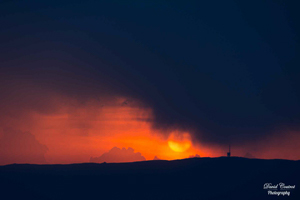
[0,157,299,200]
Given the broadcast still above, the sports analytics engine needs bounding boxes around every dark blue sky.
[0,0,299,145]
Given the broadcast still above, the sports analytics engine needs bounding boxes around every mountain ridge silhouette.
[0,157,299,200]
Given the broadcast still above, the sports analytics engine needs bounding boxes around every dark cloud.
[90,147,146,163]
[0,1,300,147]
[0,128,48,165]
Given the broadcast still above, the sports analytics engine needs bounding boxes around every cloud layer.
[0,1,299,150]
[90,147,146,163]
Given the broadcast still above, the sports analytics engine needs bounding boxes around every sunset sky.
[0,1,299,165]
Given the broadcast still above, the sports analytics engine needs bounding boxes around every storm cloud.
[0,0,299,148]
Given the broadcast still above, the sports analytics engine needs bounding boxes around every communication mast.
[227,144,231,157]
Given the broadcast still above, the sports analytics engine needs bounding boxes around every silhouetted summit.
[0,157,299,200]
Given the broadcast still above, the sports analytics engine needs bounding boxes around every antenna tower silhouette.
[227,144,231,157]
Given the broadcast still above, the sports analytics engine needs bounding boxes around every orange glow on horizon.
[1,96,208,164]
[1,94,299,164]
